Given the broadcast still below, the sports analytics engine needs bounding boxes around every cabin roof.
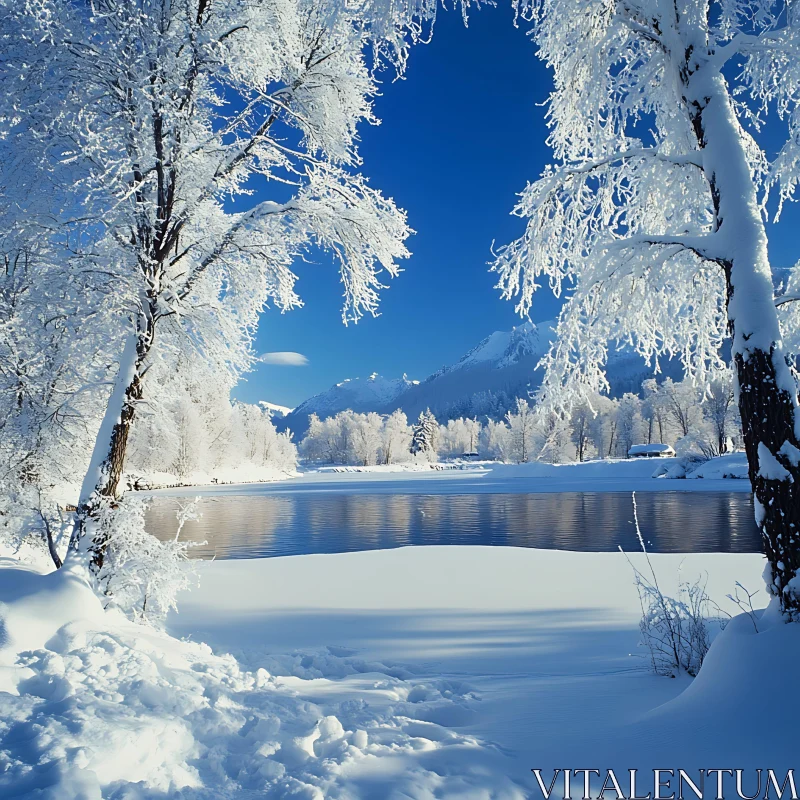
[628,443,675,455]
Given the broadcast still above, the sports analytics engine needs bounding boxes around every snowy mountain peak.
[450,319,555,372]
[288,373,417,424]
[278,321,558,436]
[258,401,293,418]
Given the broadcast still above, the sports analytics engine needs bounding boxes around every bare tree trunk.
[35,500,62,570]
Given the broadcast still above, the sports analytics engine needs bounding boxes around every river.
[145,469,758,559]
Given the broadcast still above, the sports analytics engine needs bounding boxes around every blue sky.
[234,4,558,408]
[234,4,800,410]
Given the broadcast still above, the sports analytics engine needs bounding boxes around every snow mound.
[688,453,749,480]
[613,602,800,770]
[0,561,524,799]
[652,453,750,481]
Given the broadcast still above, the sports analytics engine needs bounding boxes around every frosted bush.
[94,497,201,623]
[636,575,711,677]
[622,493,712,677]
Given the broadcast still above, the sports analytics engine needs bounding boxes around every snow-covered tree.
[614,393,645,458]
[300,414,328,463]
[673,373,741,459]
[505,399,538,463]
[703,370,740,456]
[381,409,413,464]
[351,411,384,466]
[641,379,670,444]
[437,417,483,458]
[492,0,800,615]
[0,236,118,565]
[570,401,595,462]
[126,362,297,481]
[586,396,619,460]
[0,0,444,575]
[410,410,439,461]
[480,419,512,462]
[173,395,209,479]
[538,411,573,463]
[464,417,483,454]
[660,379,701,439]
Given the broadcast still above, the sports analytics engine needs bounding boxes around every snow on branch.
[492,0,800,410]
[297,166,410,324]
[0,0,424,388]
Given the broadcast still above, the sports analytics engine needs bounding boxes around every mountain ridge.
[276,320,680,437]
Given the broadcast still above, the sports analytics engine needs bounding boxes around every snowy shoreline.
[125,466,299,492]
[147,454,753,498]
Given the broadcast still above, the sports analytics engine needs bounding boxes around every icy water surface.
[147,489,759,559]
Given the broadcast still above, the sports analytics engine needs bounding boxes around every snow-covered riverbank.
[150,453,752,498]
[124,465,299,492]
[4,545,794,798]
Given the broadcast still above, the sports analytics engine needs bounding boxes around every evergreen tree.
[410,410,438,461]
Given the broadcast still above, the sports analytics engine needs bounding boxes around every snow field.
[3,543,796,798]
[166,546,800,788]
[0,555,522,798]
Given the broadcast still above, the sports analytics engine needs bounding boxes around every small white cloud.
[258,351,309,367]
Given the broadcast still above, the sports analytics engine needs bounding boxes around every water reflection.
[145,491,760,560]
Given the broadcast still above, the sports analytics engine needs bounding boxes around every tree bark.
[734,347,800,600]
[683,59,800,616]
[67,316,153,574]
